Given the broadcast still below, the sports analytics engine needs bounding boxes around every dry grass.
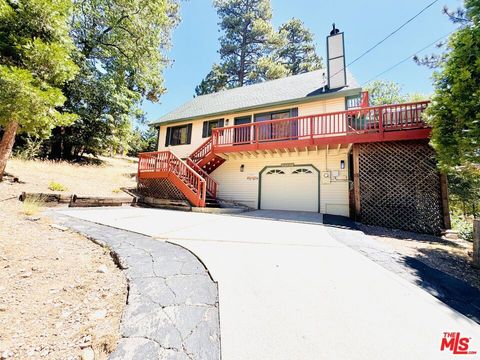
[0,157,130,358]
[21,195,44,216]
[2,156,137,198]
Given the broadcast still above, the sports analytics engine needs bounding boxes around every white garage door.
[260,166,318,212]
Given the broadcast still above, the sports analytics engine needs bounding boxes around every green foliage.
[195,64,230,96]
[49,0,180,158]
[13,136,44,160]
[275,18,323,75]
[451,215,474,242]
[196,4,323,96]
[447,166,480,217]
[127,126,158,156]
[425,0,480,168]
[0,0,79,135]
[365,80,428,106]
[48,181,67,191]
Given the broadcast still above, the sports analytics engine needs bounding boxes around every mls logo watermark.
[440,332,477,355]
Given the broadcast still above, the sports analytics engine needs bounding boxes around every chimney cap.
[330,23,340,36]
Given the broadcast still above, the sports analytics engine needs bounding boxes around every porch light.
[340,160,345,169]
[240,164,244,172]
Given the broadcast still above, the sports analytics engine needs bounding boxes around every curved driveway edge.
[51,213,221,360]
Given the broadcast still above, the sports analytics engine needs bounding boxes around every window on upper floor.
[253,108,298,122]
[165,124,192,146]
[202,119,224,138]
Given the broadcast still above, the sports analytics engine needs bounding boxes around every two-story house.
[138,28,449,235]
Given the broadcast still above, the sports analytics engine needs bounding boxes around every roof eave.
[149,87,362,127]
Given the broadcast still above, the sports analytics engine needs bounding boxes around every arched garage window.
[292,168,313,174]
[266,169,285,175]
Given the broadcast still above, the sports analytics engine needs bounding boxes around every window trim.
[202,118,224,138]
[165,123,193,147]
[253,108,298,122]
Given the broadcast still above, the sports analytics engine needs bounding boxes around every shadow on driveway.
[323,214,480,324]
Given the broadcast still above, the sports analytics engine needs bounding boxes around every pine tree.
[195,0,284,95]
[275,18,323,75]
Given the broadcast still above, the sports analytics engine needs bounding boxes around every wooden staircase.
[189,138,226,174]
[138,137,225,207]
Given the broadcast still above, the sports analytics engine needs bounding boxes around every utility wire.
[330,0,440,80]
[362,31,453,85]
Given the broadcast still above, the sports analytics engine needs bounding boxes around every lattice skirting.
[358,140,445,234]
[137,178,187,201]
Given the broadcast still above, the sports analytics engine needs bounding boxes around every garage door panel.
[261,166,318,212]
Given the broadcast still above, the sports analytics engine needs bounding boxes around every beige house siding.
[211,149,350,216]
[157,96,347,158]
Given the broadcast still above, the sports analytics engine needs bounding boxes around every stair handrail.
[186,157,218,198]
[138,150,207,207]
[190,137,213,164]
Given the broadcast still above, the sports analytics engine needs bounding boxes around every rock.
[21,271,32,278]
[50,224,68,231]
[81,347,95,360]
[25,216,40,222]
[96,265,108,274]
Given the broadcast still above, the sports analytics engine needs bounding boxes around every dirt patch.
[358,224,480,290]
[0,157,130,359]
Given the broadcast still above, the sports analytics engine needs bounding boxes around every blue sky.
[142,0,462,123]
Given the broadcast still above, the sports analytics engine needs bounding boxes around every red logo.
[440,332,477,355]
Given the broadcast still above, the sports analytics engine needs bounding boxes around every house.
[139,28,450,235]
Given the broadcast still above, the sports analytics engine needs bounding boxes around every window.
[254,108,297,123]
[266,169,285,175]
[346,94,362,109]
[202,119,224,138]
[292,168,313,174]
[254,108,298,141]
[165,124,192,146]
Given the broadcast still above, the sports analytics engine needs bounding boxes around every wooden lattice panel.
[358,140,445,234]
[137,178,187,201]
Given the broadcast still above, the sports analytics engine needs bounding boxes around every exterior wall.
[210,149,350,216]
[157,97,347,158]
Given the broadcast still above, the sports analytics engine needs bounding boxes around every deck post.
[352,143,361,221]
[310,116,314,145]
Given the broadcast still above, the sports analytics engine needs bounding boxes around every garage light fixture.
[240,164,244,172]
[340,160,345,169]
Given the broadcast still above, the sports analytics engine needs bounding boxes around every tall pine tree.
[195,0,283,96]
[196,2,323,96]
[275,18,323,75]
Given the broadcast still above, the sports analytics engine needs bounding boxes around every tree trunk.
[0,121,19,182]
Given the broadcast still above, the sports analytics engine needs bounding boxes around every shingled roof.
[151,69,360,126]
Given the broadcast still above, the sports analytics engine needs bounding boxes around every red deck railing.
[138,151,207,207]
[186,157,217,198]
[190,137,213,164]
[212,101,430,148]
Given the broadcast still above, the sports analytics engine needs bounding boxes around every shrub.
[22,196,44,216]
[48,181,67,192]
[452,215,474,242]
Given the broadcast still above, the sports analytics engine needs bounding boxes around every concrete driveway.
[58,207,480,360]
